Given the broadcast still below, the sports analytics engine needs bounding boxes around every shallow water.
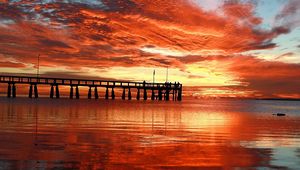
[0,98,300,169]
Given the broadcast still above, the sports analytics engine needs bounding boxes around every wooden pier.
[0,74,182,101]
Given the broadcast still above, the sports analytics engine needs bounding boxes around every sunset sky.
[0,0,300,98]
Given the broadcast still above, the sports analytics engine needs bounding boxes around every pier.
[0,74,182,101]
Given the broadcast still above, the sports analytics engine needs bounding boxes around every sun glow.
[181,112,235,131]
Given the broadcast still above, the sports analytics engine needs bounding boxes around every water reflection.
[0,98,299,169]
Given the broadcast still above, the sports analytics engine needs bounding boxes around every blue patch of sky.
[62,0,105,7]
[6,0,107,28]
[192,0,288,31]
[243,27,300,61]
[33,0,103,6]
[273,28,300,53]
[244,0,300,62]
[192,0,223,11]
[0,18,15,26]
[8,0,106,9]
[254,0,288,30]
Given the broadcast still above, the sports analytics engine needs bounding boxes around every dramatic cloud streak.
[0,0,299,98]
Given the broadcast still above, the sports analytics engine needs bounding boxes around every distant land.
[190,96,300,101]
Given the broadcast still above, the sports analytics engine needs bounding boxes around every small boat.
[272,113,286,116]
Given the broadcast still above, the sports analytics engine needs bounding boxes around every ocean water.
[0,98,300,169]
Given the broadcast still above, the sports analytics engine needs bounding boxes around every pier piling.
[12,83,16,98]
[105,87,109,100]
[165,84,170,101]
[55,85,59,99]
[177,85,182,101]
[111,88,115,100]
[158,87,162,101]
[70,86,73,99]
[76,86,79,99]
[174,87,177,101]
[29,84,33,98]
[88,86,92,99]
[34,84,38,98]
[172,89,175,101]
[165,90,169,101]
[128,88,131,100]
[50,85,54,98]
[94,87,98,99]
[7,83,11,98]
[151,89,155,100]
[144,89,147,100]
[122,88,126,100]
[136,88,140,100]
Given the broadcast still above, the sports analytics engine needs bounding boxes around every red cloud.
[0,0,299,98]
[0,61,25,68]
[231,58,300,97]
[0,0,291,65]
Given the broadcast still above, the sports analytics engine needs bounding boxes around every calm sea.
[0,98,300,169]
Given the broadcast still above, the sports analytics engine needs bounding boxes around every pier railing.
[0,74,182,101]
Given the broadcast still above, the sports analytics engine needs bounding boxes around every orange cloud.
[185,55,300,98]
[0,0,299,98]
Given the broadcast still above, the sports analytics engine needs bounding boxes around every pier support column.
[7,83,11,98]
[151,89,155,100]
[70,86,73,99]
[177,85,182,101]
[122,88,126,100]
[76,86,80,99]
[136,88,140,100]
[143,89,147,100]
[50,85,54,99]
[128,88,131,100]
[12,83,16,98]
[105,87,109,100]
[29,84,33,98]
[172,89,175,101]
[88,86,92,99]
[174,87,177,101]
[165,83,170,101]
[34,84,38,98]
[165,89,170,101]
[111,88,115,100]
[158,87,163,101]
[55,85,59,99]
[94,87,98,99]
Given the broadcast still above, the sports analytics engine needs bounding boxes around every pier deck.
[0,74,182,101]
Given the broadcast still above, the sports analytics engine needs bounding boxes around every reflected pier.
[0,75,182,101]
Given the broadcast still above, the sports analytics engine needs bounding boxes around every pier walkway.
[0,74,182,101]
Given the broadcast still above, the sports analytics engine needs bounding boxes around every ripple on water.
[0,98,300,169]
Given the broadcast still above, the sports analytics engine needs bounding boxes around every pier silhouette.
[0,74,182,101]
